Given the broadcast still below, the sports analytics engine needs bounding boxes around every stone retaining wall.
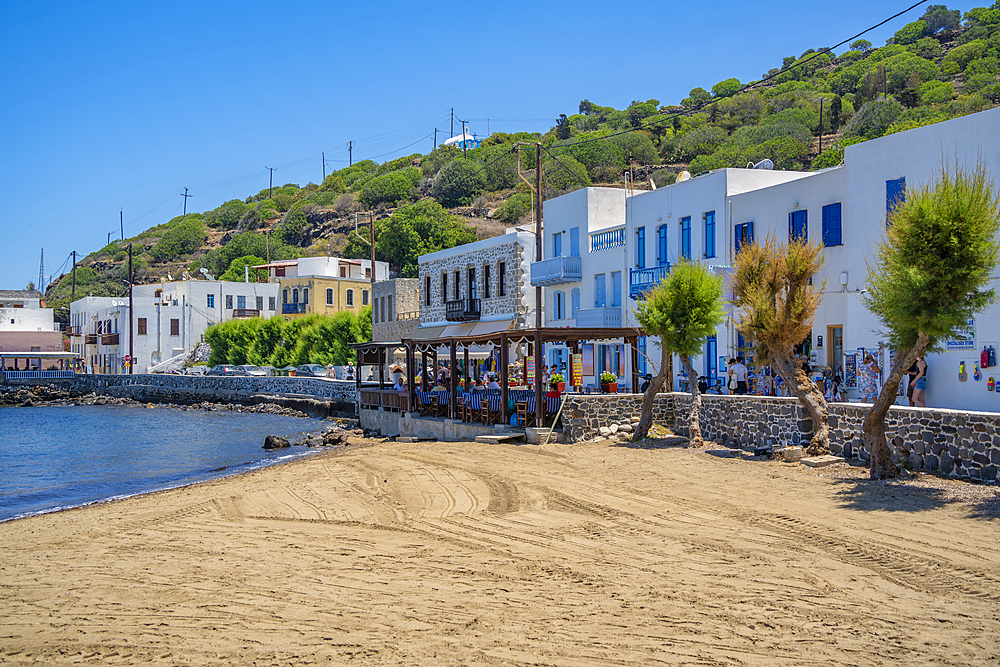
[564,392,1000,481]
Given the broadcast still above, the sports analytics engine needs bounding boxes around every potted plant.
[550,373,565,392]
[600,371,618,394]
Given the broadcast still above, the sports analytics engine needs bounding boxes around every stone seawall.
[565,392,1000,482]
[4,374,359,419]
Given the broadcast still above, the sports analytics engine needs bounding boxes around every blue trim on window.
[680,216,691,261]
[886,177,905,226]
[636,227,645,269]
[704,211,716,258]
[789,210,807,241]
[735,221,754,254]
[822,202,842,246]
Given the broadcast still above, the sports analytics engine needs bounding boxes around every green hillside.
[44,2,1000,323]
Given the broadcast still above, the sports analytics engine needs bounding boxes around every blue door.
[657,225,668,267]
[570,227,580,257]
[680,217,691,260]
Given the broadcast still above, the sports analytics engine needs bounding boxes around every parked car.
[205,365,247,376]
[185,365,208,375]
[294,364,328,378]
[235,364,268,377]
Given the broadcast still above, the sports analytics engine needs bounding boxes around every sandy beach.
[2,436,999,666]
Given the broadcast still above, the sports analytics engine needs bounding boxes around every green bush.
[920,80,954,104]
[149,218,206,262]
[675,125,728,161]
[913,37,943,59]
[203,199,250,229]
[892,20,929,45]
[493,191,532,225]
[651,169,677,187]
[219,255,267,282]
[939,60,961,77]
[609,131,661,165]
[711,78,742,98]
[942,40,988,71]
[358,167,422,208]
[681,87,712,107]
[430,158,486,207]
[688,153,725,175]
[542,153,592,191]
[843,97,904,140]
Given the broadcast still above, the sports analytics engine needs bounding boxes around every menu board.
[526,358,535,384]
[843,353,858,388]
[571,353,583,388]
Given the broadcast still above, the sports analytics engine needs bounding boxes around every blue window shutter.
[704,212,715,258]
[571,288,580,318]
[789,210,807,241]
[636,227,645,269]
[553,232,562,258]
[680,217,691,260]
[748,221,754,245]
[886,177,905,225]
[570,227,580,257]
[789,212,794,240]
[706,335,717,379]
[595,274,606,307]
[657,225,669,267]
[822,203,842,246]
[611,271,622,308]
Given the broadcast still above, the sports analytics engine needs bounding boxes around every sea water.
[0,404,323,522]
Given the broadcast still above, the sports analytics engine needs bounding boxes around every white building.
[70,279,279,374]
[538,106,1000,411]
[0,289,66,371]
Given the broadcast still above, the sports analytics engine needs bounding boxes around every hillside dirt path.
[1,438,998,666]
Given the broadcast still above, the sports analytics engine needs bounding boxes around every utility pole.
[450,108,454,138]
[71,251,77,302]
[370,211,376,296]
[265,168,275,199]
[535,144,542,330]
[120,209,124,240]
[181,187,191,215]
[347,141,353,167]
[322,151,326,181]
[38,248,44,294]
[433,128,437,151]
[107,232,112,246]
[460,119,468,156]
[127,243,134,375]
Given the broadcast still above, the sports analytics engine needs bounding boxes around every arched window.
[326,288,333,305]
[282,289,288,304]
[302,288,309,304]
[346,289,355,306]
[292,288,299,303]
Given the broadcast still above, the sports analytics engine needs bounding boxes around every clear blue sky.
[0,1,967,290]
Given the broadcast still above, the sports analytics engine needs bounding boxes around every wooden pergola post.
[449,338,458,419]
[500,333,509,425]
[534,329,544,427]
[406,341,416,412]
[378,348,385,390]
[629,335,640,393]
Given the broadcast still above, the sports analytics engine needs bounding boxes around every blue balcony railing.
[282,303,308,314]
[530,255,582,286]
[589,226,626,252]
[629,265,671,300]
[575,306,622,328]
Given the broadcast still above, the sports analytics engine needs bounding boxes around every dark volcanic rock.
[263,434,291,449]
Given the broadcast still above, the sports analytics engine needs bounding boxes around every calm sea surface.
[0,405,324,522]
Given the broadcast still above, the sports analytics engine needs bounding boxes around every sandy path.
[1,438,998,666]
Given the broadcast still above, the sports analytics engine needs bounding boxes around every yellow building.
[255,257,389,319]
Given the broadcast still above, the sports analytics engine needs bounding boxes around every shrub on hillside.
[203,199,251,230]
[920,80,954,104]
[149,218,205,262]
[430,158,486,207]
[357,167,422,208]
[493,191,532,225]
[843,98,904,140]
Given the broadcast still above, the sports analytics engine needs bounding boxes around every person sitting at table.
[393,377,406,391]
[432,379,447,391]
[544,381,561,399]
[486,373,500,390]
[472,377,485,391]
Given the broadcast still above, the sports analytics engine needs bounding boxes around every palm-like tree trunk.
[864,332,929,480]
[771,355,830,456]
[678,353,703,446]
[634,341,671,441]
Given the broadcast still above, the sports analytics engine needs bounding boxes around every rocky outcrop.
[263,435,291,449]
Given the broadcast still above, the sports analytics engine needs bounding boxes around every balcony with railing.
[84,334,98,345]
[66,325,81,336]
[575,306,622,328]
[101,333,120,346]
[589,226,626,253]
[232,309,261,319]
[629,265,671,300]
[445,298,481,322]
[282,303,308,314]
[530,255,582,286]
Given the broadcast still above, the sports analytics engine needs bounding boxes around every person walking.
[859,353,881,403]
[911,355,928,407]
[729,356,749,395]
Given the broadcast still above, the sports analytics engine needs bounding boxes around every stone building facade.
[372,278,420,342]
[415,228,536,329]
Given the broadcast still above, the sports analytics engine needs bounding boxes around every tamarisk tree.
[732,236,830,455]
[863,163,1000,479]
[634,261,725,444]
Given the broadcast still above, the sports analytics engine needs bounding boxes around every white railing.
[575,306,622,328]
[530,256,583,286]
[3,370,76,379]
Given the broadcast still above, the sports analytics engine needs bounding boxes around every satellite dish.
[677,171,692,182]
